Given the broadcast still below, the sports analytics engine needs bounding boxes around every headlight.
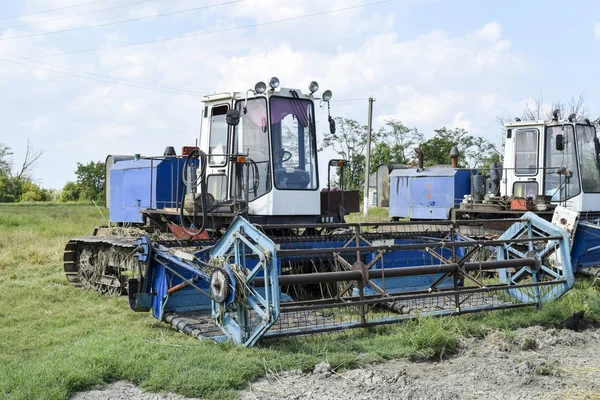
[255,81,267,94]
[322,90,332,102]
[269,77,280,89]
[309,81,319,94]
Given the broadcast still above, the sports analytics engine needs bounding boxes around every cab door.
[503,124,543,199]
[205,104,230,203]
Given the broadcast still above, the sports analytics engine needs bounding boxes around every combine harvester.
[64,79,581,347]
[389,111,600,278]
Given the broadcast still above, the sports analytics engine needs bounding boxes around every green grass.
[1,203,599,399]
[345,206,390,223]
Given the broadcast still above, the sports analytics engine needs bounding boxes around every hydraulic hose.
[180,148,208,236]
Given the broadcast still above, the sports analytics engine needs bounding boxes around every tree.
[419,127,497,168]
[0,141,45,203]
[464,136,499,168]
[75,161,105,201]
[379,119,423,165]
[14,140,43,180]
[419,127,471,167]
[0,144,12,176]
[369,141,393,173]
[0,175,22,202]
[320,117,373,190]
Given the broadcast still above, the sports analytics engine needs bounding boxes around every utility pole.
[363,96,374,217]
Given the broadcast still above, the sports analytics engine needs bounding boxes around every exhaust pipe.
[415,148,424,170]
[450,146,459,168]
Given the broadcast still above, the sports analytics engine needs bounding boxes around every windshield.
[232,98,271,201]
[544,125,580,201]
[576,124,600,193]
[270,96,318,190]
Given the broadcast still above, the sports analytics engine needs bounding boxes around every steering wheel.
[279,150,292,164]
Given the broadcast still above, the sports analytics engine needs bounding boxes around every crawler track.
[63,236,139,295]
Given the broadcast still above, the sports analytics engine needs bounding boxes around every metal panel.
[408,176,454,219]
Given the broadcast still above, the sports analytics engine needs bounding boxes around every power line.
[378,98,398,108]
[1,0,245,41]
[0,50,204,94]
[25,0,396,59]
[332,97,370,102]
[0,0,158,32]
[0,0,109,22]
[3,51,203,94]
[0,56,204,96]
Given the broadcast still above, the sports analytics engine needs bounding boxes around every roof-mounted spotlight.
[552,109,560,121]
[514,117,521,122]
[269,77,280,89]
[585,118,592,125]
[568,113,577,122]
[255,81,267,94]
[309,81,319,94]
[322,90,332,102]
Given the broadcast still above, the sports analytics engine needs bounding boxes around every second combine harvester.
[65,79,578,347]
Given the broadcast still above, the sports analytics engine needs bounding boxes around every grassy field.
[1,203,599,399]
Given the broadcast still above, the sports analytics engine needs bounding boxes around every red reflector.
[182,146,199,156]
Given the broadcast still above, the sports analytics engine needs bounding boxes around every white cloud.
[474,22,502,41]
[0,1,534,188]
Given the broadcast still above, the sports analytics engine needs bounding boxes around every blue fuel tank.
[389,167,473,220]
[108,156,188,224]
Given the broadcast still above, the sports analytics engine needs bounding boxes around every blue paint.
[570,221,600,272]
[390,167,474,220]
[109,157,190,223]
[497,212,574,303]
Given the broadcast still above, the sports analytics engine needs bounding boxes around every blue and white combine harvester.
[64,80,585,347]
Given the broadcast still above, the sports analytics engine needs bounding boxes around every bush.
[60,181,80,202]
[21,190,42,202]
[19,181,50,202]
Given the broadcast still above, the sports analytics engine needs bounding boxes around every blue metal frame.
[497,212,574,304]
[210,217,280,347]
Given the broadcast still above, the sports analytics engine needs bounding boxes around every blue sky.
[1,0,600,189]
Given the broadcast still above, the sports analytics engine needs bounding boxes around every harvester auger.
[127,213,573,347]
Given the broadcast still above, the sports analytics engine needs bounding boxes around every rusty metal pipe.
[415,147,424,170]
[167,275,200,295]
[450,146,460,168]
[252,257,538,287]
[276,235,563,257]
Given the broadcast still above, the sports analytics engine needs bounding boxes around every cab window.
[514,128,539,176]
[209,105,228,166]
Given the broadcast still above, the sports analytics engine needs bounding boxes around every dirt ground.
[72,326,600,400]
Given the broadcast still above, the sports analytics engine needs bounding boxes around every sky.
[2,0,600,189]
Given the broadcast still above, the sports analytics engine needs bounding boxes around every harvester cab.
[103,78,359,237]
[200,80,325,223]
[502,114,600,213]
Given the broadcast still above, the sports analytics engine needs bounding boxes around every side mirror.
[329,116,336,134]
[226,109,240,126]
[555,134,564,151]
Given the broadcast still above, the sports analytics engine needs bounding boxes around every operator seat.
[274,168,310,189]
